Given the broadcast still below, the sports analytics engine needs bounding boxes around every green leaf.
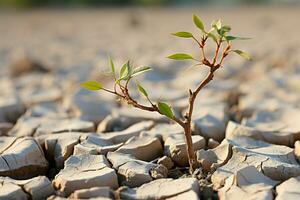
[207,32,218,43]
[211,19,222,30]
[221,25,231,32]
[136,82,148,98]
[219,25,231,35]
[80,80,103,91]
[232,50,251,60]
[193,14,205,32]
[119,60,132,81]
[157,102,174,119]
[119,61,129,78]
[108,55,116,80]
[131,66,152,77]
[225,36,251,41]
[167,53,194,60]
[172,31,193,38]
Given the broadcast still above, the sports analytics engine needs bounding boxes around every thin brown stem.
[121,77,186,128]
[200,47,206,61]
[122,78,156,111]
[212,40,221,65]
[181,36,225,172]
[113,82,117,94]
[146,96,155,107]
[172,116,185,128]
[182,68,217,172]
[187,67,218,123]
[192,36,202,48]
[124,90,156,111]
[192,35,206,61]
[193,35,205,62]
[102,88,124,98]
[218,43,231,66]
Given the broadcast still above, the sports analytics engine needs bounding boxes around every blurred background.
[0,0,299,8]
[1,2,300,198]
[0,0,300,127]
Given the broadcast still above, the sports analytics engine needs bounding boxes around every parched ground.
[0,6,300,200]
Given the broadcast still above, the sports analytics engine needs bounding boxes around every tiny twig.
[192,36,202,48]
[102,88,124,98]
[212,38,222,65]
[200,36,208,60]
[113,82,117,94]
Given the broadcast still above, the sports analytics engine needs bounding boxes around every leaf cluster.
[81,56,174,119]
[168,14,251,62]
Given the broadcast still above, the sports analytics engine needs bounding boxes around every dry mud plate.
[1,6,300,200]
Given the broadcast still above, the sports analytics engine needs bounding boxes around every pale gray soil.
[0,6,300,200]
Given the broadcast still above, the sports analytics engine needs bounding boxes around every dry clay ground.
[0,6,300,200]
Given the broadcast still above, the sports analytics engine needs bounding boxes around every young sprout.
[81,14,251,173]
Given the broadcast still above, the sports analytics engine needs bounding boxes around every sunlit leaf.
[119,61,129,78]
[167,53,194,60]
[219,25,231,35]
[211,19,222,30]
[80,80,103,91]
[225,36,251,41]
[172,31,193,38]
[157,102,174,119]
[108,55,116,80]
[193,14,205,32]
[119,60,132,81]
[131,66,152,77]
[222,25,231,31]
[136,82,148,98]
[232,50,251,60]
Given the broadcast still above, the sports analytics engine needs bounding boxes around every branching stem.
[112,34,231,173]
[81,16,249,174]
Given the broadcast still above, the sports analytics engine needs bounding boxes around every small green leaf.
[131,66,151,77]
[157,102,174,119]
[108,55,116,80]
[219,25,231,35]
[167,53,194,60]
[136,82,148,98]
[221,25,231,32]
[119,60,132,81]
[80,80,103,91]
[193,14,205,32]
[211,19,222,30]
[225,36,251,41]
[207,32,218,43]
[172,31,193,38]
[119,61,128,78]
[232,50,251,60]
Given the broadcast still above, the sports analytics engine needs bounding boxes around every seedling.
[81,14,250,173]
